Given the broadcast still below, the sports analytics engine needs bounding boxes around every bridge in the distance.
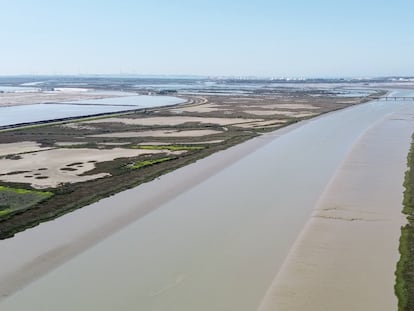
[380,96,414,101]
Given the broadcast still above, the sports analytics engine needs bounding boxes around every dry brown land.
[0,92,380,239]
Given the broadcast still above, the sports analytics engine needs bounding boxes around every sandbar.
[88,129,223,138]
[87,116,261,126]
[0,142,47,157]
[257,111,414,311]
[0,148,181,188]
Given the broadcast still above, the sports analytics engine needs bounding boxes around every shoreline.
[257,108,414,310]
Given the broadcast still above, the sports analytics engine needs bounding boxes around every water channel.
[0,95,184,127]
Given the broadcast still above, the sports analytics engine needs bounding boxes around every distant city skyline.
[1,0,413,77]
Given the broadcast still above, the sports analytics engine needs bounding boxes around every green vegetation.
[396,136,414,311]
[130,157,173,169]
[133,145,205,151]
[0,186,53,219]
[0,208,12,217]
[0,186,53,196]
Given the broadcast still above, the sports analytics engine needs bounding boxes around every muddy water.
[1,95,414,311]
[258,97,414,311]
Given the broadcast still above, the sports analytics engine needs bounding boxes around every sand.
[88,129,223,138]
[245,110,317,117]
[257,103,319,110]
[61,123,98,131]
[0,142,47,157]
[257,111,414,311]
[234,120,287,129]
[0,148,181,188]
[87,116,261,126]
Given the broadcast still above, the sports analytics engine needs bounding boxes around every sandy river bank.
[258,109,414,310]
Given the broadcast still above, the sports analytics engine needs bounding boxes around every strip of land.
[396,135,414,311]
[257,110,414,311]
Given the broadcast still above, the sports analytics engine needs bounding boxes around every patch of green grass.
[396,135,414,311]
[132,145,205,151]
[130,157,173,169]
[0,208,12,217]
[0,186,53,197]
[0,186,53,219]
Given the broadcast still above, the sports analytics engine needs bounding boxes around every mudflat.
[258,109,414,311]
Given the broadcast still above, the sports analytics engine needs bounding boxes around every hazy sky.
[1,0,413,77]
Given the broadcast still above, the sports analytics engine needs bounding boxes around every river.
[0,91,413,310]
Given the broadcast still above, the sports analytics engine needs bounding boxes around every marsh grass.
[130,157,173,169]
[396,135,414,311]
[132,145,205,151]
[0,186,53,218]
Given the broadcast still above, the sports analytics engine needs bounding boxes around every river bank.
[396,135,414,310]
[257,104,414,310]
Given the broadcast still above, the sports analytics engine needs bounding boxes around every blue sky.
[1,0,413,77]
